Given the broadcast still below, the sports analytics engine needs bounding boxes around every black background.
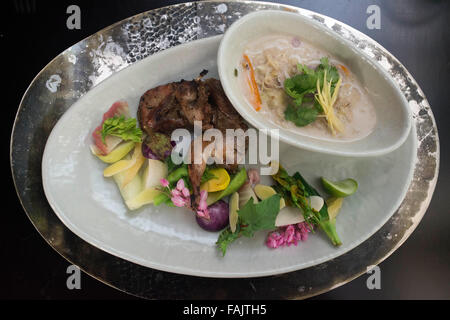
[2,0,449,299]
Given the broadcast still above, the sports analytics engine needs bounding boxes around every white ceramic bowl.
[218,10,412,157]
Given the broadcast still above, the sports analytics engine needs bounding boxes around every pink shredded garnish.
[266,222,311,249]
[297,222,310,241]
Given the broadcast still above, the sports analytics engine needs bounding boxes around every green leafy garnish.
[272,165,342,246]
[284,104,319,127]
[283,57,340,127]
[153,193,170,206]
[315,57,340,87]
[216,223,242,256]
[165,156,179,173]
[101,116,143,143]
[216,194,281,256]
[238,194,281,238]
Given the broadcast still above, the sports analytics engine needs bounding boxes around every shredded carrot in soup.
[243,54,262,111]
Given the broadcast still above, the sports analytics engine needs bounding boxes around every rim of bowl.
[217,10,412,158]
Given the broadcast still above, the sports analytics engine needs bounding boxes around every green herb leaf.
[216,223,241,256]
[283,57,340,127]
[215,194,281,256]
[238,194,281,238]
[101,116,143,143]
[316,57,340,87]
[284,75,316,106]
[284,104,319,127]
[165,156,178,173]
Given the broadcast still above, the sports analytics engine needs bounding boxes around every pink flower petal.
[197,209,210,220]
[160,178,169,188]
[176,179,185,191]
[196,210,206,218]
[181,187,190,198]
[198,200,207,211]
[171,189,181,198]
[172,196,186,207]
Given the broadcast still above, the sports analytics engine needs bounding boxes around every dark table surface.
[2,0,449,299]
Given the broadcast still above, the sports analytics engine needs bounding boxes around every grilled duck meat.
[138,83,189,133]
[175,80,214,130]
[204,78,248,133]
[138,73,248,211]
[139,76,247,135]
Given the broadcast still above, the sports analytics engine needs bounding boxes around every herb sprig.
[272,165,342,246]
[101,116,143,143]
[283,57,340,128]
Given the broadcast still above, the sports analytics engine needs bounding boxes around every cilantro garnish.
[283,57,340,127]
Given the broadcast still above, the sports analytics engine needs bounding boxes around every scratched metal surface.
[10,1,439,299]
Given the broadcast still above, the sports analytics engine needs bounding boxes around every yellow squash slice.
[200,168,230,192]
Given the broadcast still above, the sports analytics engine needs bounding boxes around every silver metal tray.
[10,1,439,299]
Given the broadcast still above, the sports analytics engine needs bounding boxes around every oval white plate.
[218,10,412,157]
[42,36,416,278]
